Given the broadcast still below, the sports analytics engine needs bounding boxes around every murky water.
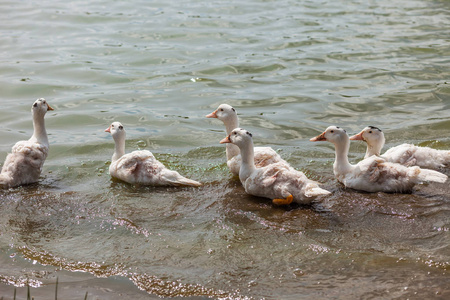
[1,0,449,299]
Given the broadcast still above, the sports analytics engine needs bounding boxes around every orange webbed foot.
[272,194,293,205]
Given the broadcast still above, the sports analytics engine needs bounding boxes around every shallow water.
[0,0,449,299]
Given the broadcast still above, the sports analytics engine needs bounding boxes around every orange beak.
[310,131,327,142]
[220,135,231,144]
[349,131,364,141]
[206,110,218,118]
[47,103,54,111]
[105,125,111,133]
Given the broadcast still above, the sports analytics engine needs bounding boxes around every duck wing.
[0,140,48,187]
[243,163,329,204]
[254,147,288,168]
[228,146,290,176]
[352,156,447,193]
[111,150,201,187]
[383,143,450,169]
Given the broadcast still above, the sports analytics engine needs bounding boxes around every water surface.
[0,0,449,299]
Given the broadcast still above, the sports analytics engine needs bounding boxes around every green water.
[0,0,449,299]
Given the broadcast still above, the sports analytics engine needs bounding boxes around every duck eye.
[220,108,224,111]
[33,103,38,107]
[232,108,235,112]
[330,130,334,133]
[369,131,372,134]
[119,126,123,130]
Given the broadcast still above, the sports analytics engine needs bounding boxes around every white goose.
[0,98,53,188]
[220,128,330,205]
[207,104,290,176]
[350,126,450,169]
[105,122,201,187]
[310,126,448,193]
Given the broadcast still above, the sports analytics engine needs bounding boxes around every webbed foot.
[272,194,293,205]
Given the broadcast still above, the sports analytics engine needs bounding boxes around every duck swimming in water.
[207,104,290,176]
[350,126,450,170]
[221,128,330,205]
[105,122,201,187]
[310,126,448,193]
[0,98,53,188]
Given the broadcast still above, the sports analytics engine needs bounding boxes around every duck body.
[109,150,200,186]
[207,104,290,176]
[350,126,450,169]
[336,155,438,193]
[241,162,330,204]
[0,98,53,188]
[221,128,330,205]
[311,126,448,193]
[0,141,49,188]
[382,143,449,169]
[105,122,201,187]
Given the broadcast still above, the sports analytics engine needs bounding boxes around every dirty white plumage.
[220,128,330,205]
[105,122,201,187]
[207,104,290,176]
[311,126,448,193]
[0,98,53,188]
[350,126,450,169]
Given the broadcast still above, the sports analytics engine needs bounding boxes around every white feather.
[224,128,330,205]
[207,104,290,176]
[106,122,201,187]
[0,98,52,188]
[350,126,450,169]
[312,126,448,193]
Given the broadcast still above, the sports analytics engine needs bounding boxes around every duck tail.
[416,167,448,183]
[441,150,450,166]
[175,177,202,187]
[304,182,331,197]
[163,170,202,187]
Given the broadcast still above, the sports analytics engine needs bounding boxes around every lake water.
[0,0,449,299]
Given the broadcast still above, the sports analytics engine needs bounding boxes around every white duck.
[105,122,201,187]
[207,104,290,176]
[220,128,330,205]
[0,98,54,188]
[310,126,448,193]
[349,126,450,169]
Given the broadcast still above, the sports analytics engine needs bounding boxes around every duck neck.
[112,136,126,162]
[30,111,49,146]
[238,139,256,181]
[333,136,353,175]
[224,116,240,160]
[365,143,381,158]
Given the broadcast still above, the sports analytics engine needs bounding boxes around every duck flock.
[1,98,449,206]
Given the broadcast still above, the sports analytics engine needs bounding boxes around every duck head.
[349,126,385,157]
[349,126,385,145]
[206,104,237,121]
[32,98,54,117]
[105,121,126,142]
[310,126,348,144]
[220,128,253,147]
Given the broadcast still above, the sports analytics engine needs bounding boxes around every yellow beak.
[349,131,364,141]
[220,135,231,144]
[310,131,327,142]
[206,110,218,118]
